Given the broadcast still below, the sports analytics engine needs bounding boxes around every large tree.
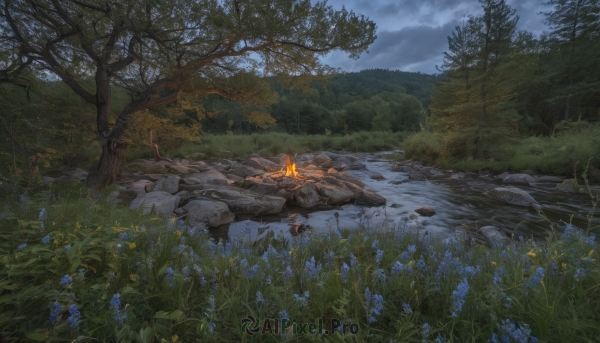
[0,0,376,187]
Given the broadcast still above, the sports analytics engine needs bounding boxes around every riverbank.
[1,181,599,342]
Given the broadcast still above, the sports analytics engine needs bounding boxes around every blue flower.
[182,266,190,278]
[371,240,379,249]
[574,268,588,281]
[293,291,310,307]
[549,261,558,277]
[245,264,260,279]
[17,243,27,251]
[350,253,360,268]
[67,304,80,327]
[402,303,412,314]
[266,276,271,285]
[42,235,51,244]
[109,293,127,326]
[400,251,410,262]
[451,278,469,317]
[60,274,73,287]
[304,256,322,279]
[422,323,432,340]
[529,267,545,288]
[64,244,71,250]
[49,302,62,324]
[165,266,175,287]
[256,291,266,305]
[497,319,537,343]
[224,269,229,277]
[587,234,596,246]
[408,245,417,254]
[282,266,293,282]
[341,263,350,283]
[375,249,384,265]
[374,268,386,283]
[364,288,384,323]
[436,334,447,343]
[391,261,404,276]
[119,232,129,241]
[280,309,289,320]
[493,266,506,285]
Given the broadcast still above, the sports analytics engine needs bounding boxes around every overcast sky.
[318,0,551,74]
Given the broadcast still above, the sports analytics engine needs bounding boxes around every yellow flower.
[588,250,595,257]
[176,230,182,238]
[414,290,418,295]
[130,274,137,282]
[526,250,536,258]
[541,280,545,286]
[161,339,167,343]
[492,261,497,266]
[52,222,56,226]
[128,242,136,249]
[562,263,567,269]
[408,260,415,267]
[554,250,558,255]
[75,222,81,229]
[340,239,347,244]
[171,334,179,342]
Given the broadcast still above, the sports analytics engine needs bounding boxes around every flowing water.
[211,152,599,243]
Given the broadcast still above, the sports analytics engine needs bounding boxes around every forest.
[1,0,600,342]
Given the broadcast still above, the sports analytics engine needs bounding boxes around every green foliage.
[403,132,443,165]
[1,181,599,342]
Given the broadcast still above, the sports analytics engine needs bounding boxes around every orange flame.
[285,155,298,177]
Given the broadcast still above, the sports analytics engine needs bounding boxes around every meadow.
[1,179,599,342]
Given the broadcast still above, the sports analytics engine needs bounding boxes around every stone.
[183,199,235,228]
[294,182,321,209]
[229,166,258,178]
[327,168,338,174]
[537,175,564,183]
[248,183,278,195]
[315,182,355,205]
[311,153,332,168]
[153,175,180,194]
[183,170,229,186]
[243,176,263,188]
[409,171,427,181]
[502,173,536,185]
[175,190,190,201]
[274,189,294,201]
[479,226,510,249]
[484,187,539,207]
[392,164,413,172]
[556,179,580,193]
[42,176,57,183]
[449,173,465,180]
[415,207,436,216]
[130,191,181,216]
[130,180,153,197]
[349,162,367,170]
[331,172,365,187]
[245,157,281,172]
[225,174,245,184]
[370,172,385,180]
[144,182,155,192]
[278,178,303,190]
[169,164,194,175]
[355,190,386,207]
[191,186,286,216]
[323,176,363,192]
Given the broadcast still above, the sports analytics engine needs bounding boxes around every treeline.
[430,0,600,159]
[200,69,434,134]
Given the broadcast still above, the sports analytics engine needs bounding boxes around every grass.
[402,122,600,181]
[1,180,599,342]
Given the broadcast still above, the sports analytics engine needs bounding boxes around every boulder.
[294,182,321,209]
[537,175,564,183]
[229,166,258,178]
[349,162,367,170]
[153,175,181,194]
[168,164,194,175]
[311,153,333,168]
[556,179,580,193]
[225,174,245,184]
[502,173,536,185]
[323,176,363,192]
[243,176,263,188]
[484,187,539,207]
[175,190,190,201]
[274,189,295,201]
[479,226,510,249]
[327,168,338,174]
[182,199,235,228]
[278,178,303,190]
[130,180,153,197]
[409,171,427,181]
[370,172,385,180]
[331,172,365,187]
[183,170,229,186]
[415,207,436,216]
[248,183,278,195]
[191,186,285,216]
[245,157,281,172]
[130,191,181,216]
[355,190,386,207]
[449,173,465,180]
[315,182,355,205]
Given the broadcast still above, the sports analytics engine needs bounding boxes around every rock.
[315,182,355,205]
[107,191,120,202]
[42,176,57,183]
[169,164,194,175]
[225,174,245,184]
[191,186,286,216]
[248,183,278,195]
[496,172,510,180]
[502,173,536,185]
[556,179,580,193]
[130,191,181,216]
[229,166,258,178]
[392,164,413,172]
[349,162,367,170]
[408,213,418,220]
[144,182,155,192]
[175,190,190,201]
[429,169,445,178]
[484,187,539,207]
[153,175,181,194]
[331,172,365,187]
[183,170,229,186]
[409,171,427,181]
[449,173,465,180]
[174,207,186,215]
[294,182,321,209]
[370,172,385,180]
[537,175,564,183]
[64,168,88,181]
[182,199,235,228]
[355,190,386,207]
[130,180,153,197]
[180,159,192,166]
[278,178,303,190]
[274,189,295,201]
[327,168,338,174]
[243,176,263,188]
[311,153,332,168]
[479,226,510,249]
[323,176,363,192]
[415,207,436,216]
[245,157,281,172]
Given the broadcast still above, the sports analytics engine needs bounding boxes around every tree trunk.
[86,136,127,188]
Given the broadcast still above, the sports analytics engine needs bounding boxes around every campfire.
[285,154,299,177]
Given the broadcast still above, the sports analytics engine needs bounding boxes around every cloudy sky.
[318,0,551,74]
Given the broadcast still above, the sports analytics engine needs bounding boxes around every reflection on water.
[209,152,599,244]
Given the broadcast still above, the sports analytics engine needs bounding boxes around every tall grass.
[1,180,599,342]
